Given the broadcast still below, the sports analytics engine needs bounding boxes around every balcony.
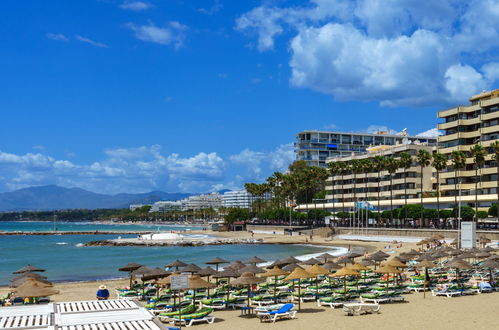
[438,121,458,130]
[438,107,459,118]
[481,125,499,134]
[481,111,499,121]
[481,98,499,107]
[438,133,458,143]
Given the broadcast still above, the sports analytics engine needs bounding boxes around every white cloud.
[126,22,188,48]
[75,35,109,48]
[119,1,152,11]
[416,128,443,138]
[0,144,296,194]
[236,0,499,107]
[198,0,223,15]
[46,33,69,42]
[324,123,336,130]
[365,125,398,135]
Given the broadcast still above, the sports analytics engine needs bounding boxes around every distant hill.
[0,185,192,211]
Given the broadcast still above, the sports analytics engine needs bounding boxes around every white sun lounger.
[431,289,461,297]
[343,303,381,316]
[0,304,54,330]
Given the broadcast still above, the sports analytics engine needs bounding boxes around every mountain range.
[0,185,194,211]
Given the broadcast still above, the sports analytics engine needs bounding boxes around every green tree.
[490,141,499,218]
[453,205,474,221]
[451,150,467,214]
[440,209,453,220]
[416,149,432,227]
[432,152,448,222]
[399,152,413,222]
[385,156,400,226]
[489,203,499,217]
[224,208,251,224]
[470,144,486,222]
[477,210,488,219]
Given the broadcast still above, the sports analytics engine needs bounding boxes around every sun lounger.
[343,303,380,316]
[170,308,215,327]
[431,289,461,297]
[476,282,494,293]
[201,299,226,310]
[257,303,297,323]
[254,304,285,313]
[317,297,344,309]
[158,304,196,322]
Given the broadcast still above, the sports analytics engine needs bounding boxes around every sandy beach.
[1,230,498,329]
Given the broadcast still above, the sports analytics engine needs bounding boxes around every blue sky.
[1,0,498,194]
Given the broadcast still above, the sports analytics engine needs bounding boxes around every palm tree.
[244,183,258,213]
[490,141,499,217]
[451,151,467,211]
[470,144,487,223]
[373,156,386,225]
[432,152,448,225]
[327,162,339,217]
[399,152,413,222]
[416,149,432,228]
[385,157,400,226]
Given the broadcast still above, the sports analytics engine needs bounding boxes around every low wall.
[246,225,307,234]
[333,227,499,240]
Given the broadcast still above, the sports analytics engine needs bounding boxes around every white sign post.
[460,221,476,249]
[170,275,189,290]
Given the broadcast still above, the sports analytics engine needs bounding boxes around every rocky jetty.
[84,237,264,247]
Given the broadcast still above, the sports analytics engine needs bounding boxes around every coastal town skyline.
[2,1,499,194]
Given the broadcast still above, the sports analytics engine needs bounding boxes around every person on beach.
[96,285,110,300]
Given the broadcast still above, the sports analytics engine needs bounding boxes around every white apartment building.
[222,190,252,208]
[150,201,183,212]
[181,192,222,210]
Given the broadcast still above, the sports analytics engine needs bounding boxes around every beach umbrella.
[307,264,330,300]
[141,268,171,299]
[349,263,370,285]
[318,253,335,263]
[11,272,47,282]
[232,272,265,309]
[374,264,402,295]
[323,262,342,271]
[344,251,363,259]
[416,239,428,246]
[371,250,390,259]
[445,258,471,290]
[12,280,59,298]
[197,266,218,296]
[118,262,143,287]
[261,266,288,302]
[430,233,445,241]
[459,252,475,260]
[406,249,421,256]
[475,251,491,259]
[206,257,229,271]
[302,258,321,266]
[13,265,45,274]
[244,256,266,265]
[284,268,313,310]
[414,259,435,298]
[282,263,304,272]
[227,260,246,271]
[447,249,462,256]
[331,267,360,300]
[166,260,188,271]
[481,246,496,253]
[187,275,215,307]
[279,256,301,266]
[387,258,408,269]
[337,257,355,265]
[238,264,265,275]
[130,266,154,296]
[182,264,202,275]
[480,259,499,283]
[213,268,240,306]
[10,276,52,288]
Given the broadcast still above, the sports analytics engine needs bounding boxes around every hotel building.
[295,130,437,167]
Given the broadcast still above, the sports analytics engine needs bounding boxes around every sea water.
[0,221,206,232]
[0,222,344,284]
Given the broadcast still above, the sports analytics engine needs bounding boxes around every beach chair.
[171,308,215,327]
[431,289,461,297]
[477,282,494,294]
[257,303,297,323]
[201,299,226,310]
[317,296,344,309]
[254,304,285,313]
[158,304,196,322]
[343,303,381,316]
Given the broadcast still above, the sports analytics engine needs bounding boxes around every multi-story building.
[437,89,499,207]
[181,192,222,210]
[150,201,182,213]
[222,190,252,209]
[295,130,438,167]
[322,144,435,211]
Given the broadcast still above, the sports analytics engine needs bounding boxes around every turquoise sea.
[0,221,338,285]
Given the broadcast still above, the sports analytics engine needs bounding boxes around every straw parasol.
[238,264,265,275]
[206,257,229,271]
[475,251,491,259]
[232,272,265,309]
[430,233,445,241]
[371,250,390,258]
[118,262,143,287]
[13,265,45,274]
[166,260,188,271]
[374,264,402,295]
[213,268,240,306]
[445,258,471,290]
[302,258,321,265]
[11,278,52,289]
[284,267,313,310]
[323,262,342,271]
[344,251,363,259]
[307,264,330,301]
[349,263,370,285]
[336,257,355,265]
[197,266,218,296]
[187,275,215,307]
[11,272,47,282]
[141,268,170,282]
[480,259,499,283]
[274,256,301,266]
[12,280,59,298]
[261,266,288,302]
[182,264,202,274]
[226,260,246,271]
[282,263,304,272]
[387,258,408,269]
[414,259,435,298]
[318,253,335,263]
[244,256,266,265]
[331,267,360,300]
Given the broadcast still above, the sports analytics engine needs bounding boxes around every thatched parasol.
[166,260,188,271]
[344,251,363,259]
[187,275,215,307]
[244,256,266,265]
[336,257,355,265]
[331,266,360,299]
[11,278,52,289]
[12,280,59,298]
[118,262,143,287]
[386,258,408,268]
[374,264,402,295]
[302,258,321,265]
[284,268,313,310]
[261,266,288,302]
[226,260,246,271]
[349,263,370,286]
[232,272,265,309]
[307,264,330,301]
[318,252,335,263]
[238,264,265,275]
[13,265,45,274]
[213,268,240,306]
[414,259,435,298]
[323,262,342,271]
[480,259,499,283]
[371,250,390,258]
[282,263,304,272]
[182,264,202,275]
[206,257,229,271]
